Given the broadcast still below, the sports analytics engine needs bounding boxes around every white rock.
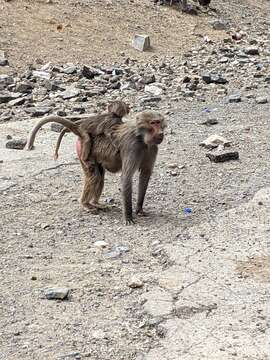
[94,240,108,249]
[132,34,151,52]
[200,134,231,149]
[128,276,144,288]
[145,84,163,96]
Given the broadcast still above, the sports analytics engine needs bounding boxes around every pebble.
[94,240,108,249]
[128,276,144,289]
[256,96,268,104]
[6,138,27,150]
[0,50,8,66]
[228,94,242,103]
[206,151,239,163]
[44,287,70,300]
[200,135,230,149]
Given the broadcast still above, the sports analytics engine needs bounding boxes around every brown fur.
[26,110,166,225]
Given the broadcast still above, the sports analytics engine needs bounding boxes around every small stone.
[43,80,64,92]
[44,287,70,300]
[132,34,151,52]
[0,75,14,90]
[61,64,77,74]
[141,74,156,84]
[139,96,161,104]
[94,240,108,249]
[92,329,106,340]
[168,163,178,169]
[256,96,268,104]
[144,84,163,96]
[200,118,218,126]
[244,47,259,55]
[9,97,26,106]
[60,87,80,100]
[0,51,8,66]
[200,135,230,149]
[51,123,64,133]
[81,65,102,79]
[0,91,21,104]
[228,94,242,103]
[201,73,227,84]
[16,82,34,93]
[25,106,52,117]
[206,151,239,163]
[209,19,230,31]
[6,138,27,150]
[104,245,129,259]
[32,70,51,80]
[128,276,144,289]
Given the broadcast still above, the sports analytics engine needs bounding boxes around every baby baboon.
[26,100,130,170]
[26,110,166,225]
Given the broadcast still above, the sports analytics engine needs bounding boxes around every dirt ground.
[0,0,246,72]
[1,100,270,359]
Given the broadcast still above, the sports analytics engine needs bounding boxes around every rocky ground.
[0,0,270,359]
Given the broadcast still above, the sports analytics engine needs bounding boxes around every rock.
[16,82,33,93]
[128,276,144,288]
[139,96,162,104]
[200,135,230,149]
[200,118,218,126]
[6,138,27,150]
[25,106,52,117]
[132,34,151,52]
[256,96,268,104]
[9,97,26,106]
[0,75,14,90]
[201,73,228,84]
[92,329,106,340]
[140,74,156,85]
[94,240,108,249]
[244,47,259,55]
[0,50,8,66]
[44,79,64,92]
[44,287,70,300]
[51,123,64,133]
[0,91,21,104]
[120,81,136,91]
[144,84,163,96]
[60,87,80,100]
[81,65,102,79]
[206,151,239,163]
[228,94,242,103]
[104,245,129,259]
[209,19,230,31]
[112,68,124,76]
[109,81,121,90]
[32,70,51,80]
[61,64,77,74]
[84,87,106,97]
